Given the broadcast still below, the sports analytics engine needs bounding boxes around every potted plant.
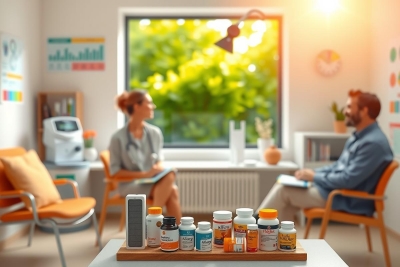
[255,117,276,163]
[83,130,98,161]
[330,102,347,133]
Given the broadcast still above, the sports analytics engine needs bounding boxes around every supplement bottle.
[258,208,279,251]
[233,208,256,239]
[179,217,196,251]
[278,221,296,252]
[223,237,245,253]
[213,210,232,247]
[160,216,179,252]
[146,207,164,247]
[195,221,212,252]
[246,223,258,252]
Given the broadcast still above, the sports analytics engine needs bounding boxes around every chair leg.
[119,203,126,232]
[96,185,111,246]
[47,220,67,267]
[91,210,103,250]
[304,217,313,239]
[364,225,372,252]
[377,212,391,267]
[27,222,35,247]
[319,215,330,239]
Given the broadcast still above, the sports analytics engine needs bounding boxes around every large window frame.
[118,8,287,160]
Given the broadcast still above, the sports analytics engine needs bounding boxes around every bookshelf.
[37,91,83,160]
[294,132,351,169]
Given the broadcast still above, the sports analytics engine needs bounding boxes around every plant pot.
[334,121,347,133]
[84,147,98,162]
[257,138,274,162]
[264,145,281,165]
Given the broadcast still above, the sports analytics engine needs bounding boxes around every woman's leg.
[150,172,175,207]
[165,185,182,223]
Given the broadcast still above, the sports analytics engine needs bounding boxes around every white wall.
[0,0,42,242]
[370,0,400,233]
[41,0,372,160]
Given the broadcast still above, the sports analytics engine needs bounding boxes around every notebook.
[133,167,174,185]
[276,174,313,188]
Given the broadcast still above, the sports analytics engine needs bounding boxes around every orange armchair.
[303,160,399,267]
[0,147,102,267]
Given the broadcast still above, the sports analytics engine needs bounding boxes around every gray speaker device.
[125,194,146,249]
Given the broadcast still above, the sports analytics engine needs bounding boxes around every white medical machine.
[43,117,84,164]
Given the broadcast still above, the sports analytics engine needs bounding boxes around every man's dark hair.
[348,89,381,119]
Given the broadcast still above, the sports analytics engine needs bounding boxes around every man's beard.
[345,112,361,127]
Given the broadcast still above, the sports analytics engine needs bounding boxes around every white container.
[279,221,296,252]
[233,208,256,239]
[179,217,196,250]
[146,207,164,247]
[195,221,212,252]
[213,210,232,247]
[258,209,279,251]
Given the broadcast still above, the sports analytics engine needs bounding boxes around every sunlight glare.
[251,20,267,32]
[139,19,151,26]
[233,36,248,54]
[248,32,263,47]
[248,64,256,72]
[316,0,340,14]
[177,19,185,26]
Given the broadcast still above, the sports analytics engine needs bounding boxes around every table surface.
[88,239,348,267]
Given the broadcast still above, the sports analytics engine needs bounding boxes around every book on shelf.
[276,174,313,188]
[307,140,331,162]
[133,167,174,185]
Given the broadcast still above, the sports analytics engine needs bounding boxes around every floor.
[0,214,399,267]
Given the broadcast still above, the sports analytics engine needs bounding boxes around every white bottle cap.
[198,221,211,230]
[213,210,232,220]
[181,217,194,224]
[247,224,258,230]
[236,208,254,217]
[281,221,294,229]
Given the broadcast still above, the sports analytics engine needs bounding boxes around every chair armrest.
[104,177,134,183]
[0,190,25,198]
[0,190,40,219]
[53,179,80,198]
[325,189,384,211]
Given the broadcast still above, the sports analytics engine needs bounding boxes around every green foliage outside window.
[127,18,280,147]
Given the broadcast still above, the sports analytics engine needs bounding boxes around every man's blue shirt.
[313,122,393,216]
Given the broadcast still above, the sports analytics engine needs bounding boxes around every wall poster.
[389,36,400,158]
[0,32,24,104]
[47,37,105,71]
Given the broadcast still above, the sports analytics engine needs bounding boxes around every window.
[125,15,282,148]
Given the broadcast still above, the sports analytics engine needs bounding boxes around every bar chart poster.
[47,37,105,71]
[0,32,24,104]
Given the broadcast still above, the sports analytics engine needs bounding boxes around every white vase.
[84,147,98,162]
[257,138,274,162]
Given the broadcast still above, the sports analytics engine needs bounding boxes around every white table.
[88,239,348,267]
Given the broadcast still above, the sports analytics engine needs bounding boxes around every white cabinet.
[294,132,351,169]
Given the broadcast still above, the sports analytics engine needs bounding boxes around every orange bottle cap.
[259,209,278,219]
[148,207,162,214]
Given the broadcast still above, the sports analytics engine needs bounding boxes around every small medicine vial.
[246,224,258,252]
[146,207,164,247]
[179,217,196,250]
[278,221,296,252]
[223,237,245,253]
[195,221,212,252]
[160,217,179,252]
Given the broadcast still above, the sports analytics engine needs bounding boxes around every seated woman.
[109,89,181,222]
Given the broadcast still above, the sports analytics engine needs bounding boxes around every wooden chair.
[97,150,153,244]
[0,147,102,267]
[303,160,399,267]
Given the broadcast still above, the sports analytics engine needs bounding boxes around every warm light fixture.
[214,9,266,53]
[316,0,340,15]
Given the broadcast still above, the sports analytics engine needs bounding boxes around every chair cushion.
[0,197,96,222]
[0,150,61,209]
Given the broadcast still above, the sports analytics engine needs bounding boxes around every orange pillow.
[0,150,61,209]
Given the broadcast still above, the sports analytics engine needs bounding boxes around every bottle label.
[146,218,162,246]
[160,229,179,251]
[213,221,232,246]
[258,224,279,251]
[279,232,296,251]
[179,229,195,250]
[195,232,212,251]
[233,223,248,238]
